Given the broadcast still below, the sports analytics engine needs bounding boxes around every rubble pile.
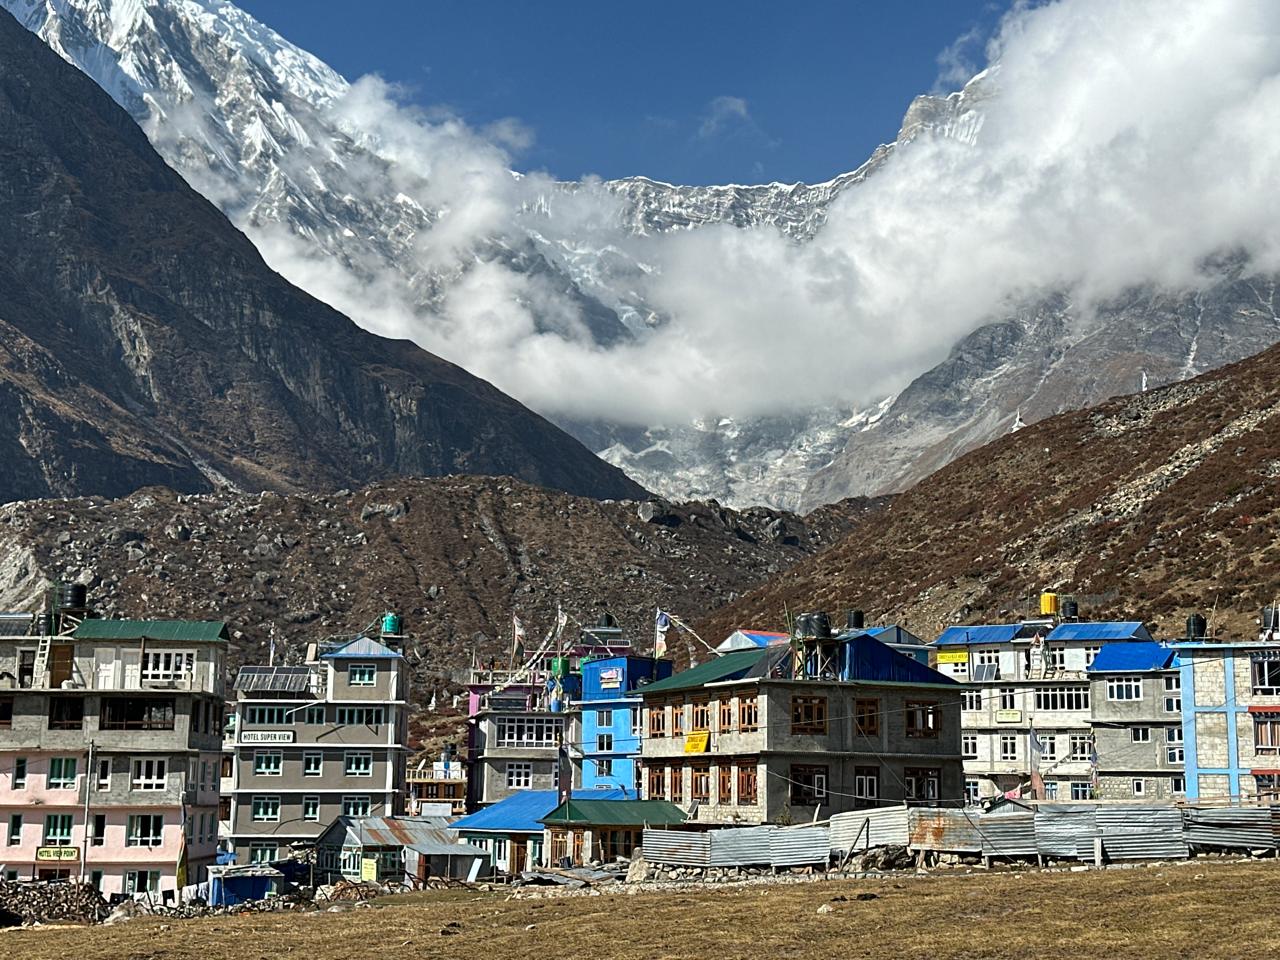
[0,880,110,926]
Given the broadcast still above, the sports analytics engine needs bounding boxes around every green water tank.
[381,611,402,635]
[550,656,570,678]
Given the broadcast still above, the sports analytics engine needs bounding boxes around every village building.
[0,603,225,899]
[406,753,467,816]
[1174,613,1280,803]
[576,655,672,794]
[451,788,626,875]
[227,634,408,865]
[639,624,964,824]
[716,629,790,652]
[1086,642,1186,801]
[934,613,1153,803]
[314,814,485,884]
[539,797,685,865]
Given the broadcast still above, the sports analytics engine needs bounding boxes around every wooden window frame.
[791,696,828,735]
[739,696,759,732]
[905,701,939,739]
[854,698,880,737]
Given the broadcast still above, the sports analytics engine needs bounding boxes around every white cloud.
[225,0,1280,428]
[697,94,752,139]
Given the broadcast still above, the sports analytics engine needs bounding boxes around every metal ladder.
[31,634,51,688]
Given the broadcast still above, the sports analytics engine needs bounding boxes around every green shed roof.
[638,648,767,695]
[539,799,687,827]
[72,619,229,643]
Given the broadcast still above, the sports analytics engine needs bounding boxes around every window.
[790,765,828,805]
[43,814,73,846]
[1131,727,1152,743]
[999,688,1016,710]
[0,695,12,728]
[1040,735,1058,761]
[348,663,376,686]
[854,698,881,737]
[1163,674,1182,714]
[141,651,193,682]
[125,870,161,895]
[1107,676,1143,701]
[302,796,321,822]
[738,696,759,732]
[647,766,665,800]
[853,766,878,807]
[506,762,532,790]
[13,757,27,789]
[1251,655,1280,695]
[596,733,613,753]
[791,696,828,735]
[244,706,287,725]
[905,701,939,739]
[596,709,613,727]
[7,814,21,845]
[1131,779,1146,797]
[962,734,978,759]
[961,690,982,712]
[718,765,733,804]
[737,762,758,805]
[631,708,642,738]
[303,752,323,776]
[127,814,164,847]
[48,757,77,789]
[690,765,711,802]
[1070,781,1092,801]
[101,697,176,730]
[343,796,371,817]
[718,698,734,731]
[1035,687,1090,711]
[496,716,563,747]
[249,844,278,865]
[595,758,612,778]
[691,700,710,731]
[1043,781,1059,800]
[647,705,667,738]
[1000,735,1019,761]
[251,796,281,822]
[1070,734,1093,761]
[672,703,686,737]
[1084,645,1102,667]
[1172,776,1186,794]
[669,765,684,803]
[1255,713,1280,755]
[1258,774,1280,804]
[964,780,980,805]
[131,759,167,790]
[975,647,1000,670]
[89,871,103,890]
[48,697,84,730]
[253,752,282,777]
[904,767,940,802]
[304,705,325,725]
[336,706,384,726]
[93,759,111,791]
[344,752,373,777]
[1045,647,1066,671]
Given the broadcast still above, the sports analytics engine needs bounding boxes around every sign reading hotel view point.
[36,846,79,862]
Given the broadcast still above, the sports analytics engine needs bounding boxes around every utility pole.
[80,739,94,883]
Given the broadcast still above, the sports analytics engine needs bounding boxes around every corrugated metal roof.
[639,648,768,694]
[72,619,228,643]
[1046,621,1153,643]
[841,635,958,686]
[453,789,626,833]
[539,799,686,827]
[320,636,403,659]
[838,625,925,646]
[934,624,1023,646]
[1086,641,1175,672]
[325,815,455,849]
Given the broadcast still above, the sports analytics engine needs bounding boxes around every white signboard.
[239,730,295,744]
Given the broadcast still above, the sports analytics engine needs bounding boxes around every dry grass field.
[3,859,1276,960]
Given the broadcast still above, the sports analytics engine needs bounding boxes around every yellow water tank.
[1040,591,1059,616]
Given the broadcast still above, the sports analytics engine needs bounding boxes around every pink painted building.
[0,609,226,898]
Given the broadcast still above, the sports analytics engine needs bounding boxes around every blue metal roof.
[839,625,926,646]
[451,789,627,833]
[934,624,1023,646]
[1046,621,1152,643]
[1086,641,1175,672]
[320,636,403,658]
[840,635,957,686]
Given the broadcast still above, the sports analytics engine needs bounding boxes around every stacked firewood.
[0,880,110,926]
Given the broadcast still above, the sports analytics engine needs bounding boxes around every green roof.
[639,648,768,695]
[539,799,687,827]
[72,619,229,643]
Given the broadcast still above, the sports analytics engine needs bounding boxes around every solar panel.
[970,663,998,682]
[233,666,315,692]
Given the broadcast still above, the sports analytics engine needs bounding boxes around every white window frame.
[597,733,614,753]
[1034,687,1090,711]
[342,795,371,817]
[96,758,110,790]
[131,758,167,790]
[963,779,980,805]
[303,752,323,777]
[1131,727,1151,743]
[1070,781,1092,801]
[140,651,194,682]
[251,796,281,822]
[596,709,612,727]
[999,688,1016,711]
[1040,734,1058,761]
[853,768,879,802]
[126,814,164,847]
[961,690,982,712]
[1000,735,1019,760]
[1107,676,1143,701]
[1172,776,1186,794]
[961,734,978,759]
[495,716,562,747]
[124,870,161,894]
[302,796,321,822]
[1131,779,1146,797]
[13,757,27,789]
[43,813,73,846]
[253,751,282,777]
[336,706,385,726]
[348,663,377,686]
[48,756,77,789]
[244,706,287,725]
[249,843,278,865]
[1069,734,1092,761]
[344,751,374,777]
[304,705,325,725]
[506,761,533,790]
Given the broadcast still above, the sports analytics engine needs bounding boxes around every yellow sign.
[361,857,378,882]
[936,650,969,664]
[995,709,1023,723]
[35,846,79,862]
[684,730,710,753]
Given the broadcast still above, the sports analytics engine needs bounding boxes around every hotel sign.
[240,731,296,744]
[684,731,710,753]
[935,650,969,665]
[995,709,1023,724]
[36,846,79,862]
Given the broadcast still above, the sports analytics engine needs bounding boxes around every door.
[49,645,74,688]
[511,838,527,874]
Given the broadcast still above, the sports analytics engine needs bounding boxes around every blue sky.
[238,0,1011,185]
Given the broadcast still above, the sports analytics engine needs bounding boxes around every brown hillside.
[701,341,1280,643]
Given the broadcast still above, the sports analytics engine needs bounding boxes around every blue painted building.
[452,788,625,874]
[576,656,673,794]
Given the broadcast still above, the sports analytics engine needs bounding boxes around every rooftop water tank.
[1040,592,1059,616]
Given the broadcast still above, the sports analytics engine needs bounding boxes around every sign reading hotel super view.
[240,730,296,744]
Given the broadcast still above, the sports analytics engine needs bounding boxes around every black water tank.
[57,581,87,610]
[811,611,832,639]
[1264,607,1280,633]
[1062,599,1079,621]
[35,612,52,635]
[1187,613,1207,639]
[598,613,618,628]
[847,609,865,630]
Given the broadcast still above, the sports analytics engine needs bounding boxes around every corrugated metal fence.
[829,807,910,853]
[1184,807,1280,850]
[644,825,828,868]
[1095,806,1188,860]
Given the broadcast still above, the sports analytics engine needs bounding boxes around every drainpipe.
[80,739,94,882]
